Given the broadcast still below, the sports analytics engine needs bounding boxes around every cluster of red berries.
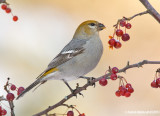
[0,106,7,116]
[108,18,132,49]
[99,67,119,86]
[151,69,160,88]
[1,3,18,22]
[67,110,85,116]
[115,77,134,97]
[6,84,25,101]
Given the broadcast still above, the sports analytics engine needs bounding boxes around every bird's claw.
[87,77,96,87]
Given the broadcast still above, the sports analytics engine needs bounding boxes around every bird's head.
[73,20,105,39]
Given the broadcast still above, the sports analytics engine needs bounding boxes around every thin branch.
[113,10,149,28]
[4,78,15,116]
[0,96,6,101]
[33,60,160,116]
[139,0,160,23]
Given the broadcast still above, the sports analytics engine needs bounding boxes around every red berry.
[17,87,25,95]
[99,78,108,86]
[67,111,74,116]
[125,23,132,29]
[110,74,117,80]
[119,86,123,90]
[1,109,7,115]
[115,90,121,97]
[10,84,16,91]
[156,78,160,86]
[125,92,131,97]
[114,41,122,49]
[151,80,158,88]
[6,93,15,101]
[1,4,7,10]
[13,16,18,22]
[5,8,11,13]
[0,106,2,112]
[112,67,119,74]
[127,87,134,93]
[116,29,123,37]
[120,20,126,27]
[122,33,130,41]
[120,87,127,96]
[108,38,116,46]
[125,83,132,88]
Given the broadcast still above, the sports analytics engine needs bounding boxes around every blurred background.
[0,0,160,116]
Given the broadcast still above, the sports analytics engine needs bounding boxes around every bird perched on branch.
[17,20,105,99]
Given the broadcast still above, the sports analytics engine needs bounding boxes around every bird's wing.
[37,39,88,79]
[48,39,87,68]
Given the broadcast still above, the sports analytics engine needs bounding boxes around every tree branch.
[139,0,160,23]
[33,60,160,116]
[4,78,15,116]
[113,10,149,28]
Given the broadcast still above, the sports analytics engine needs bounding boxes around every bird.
[16,20,105,99]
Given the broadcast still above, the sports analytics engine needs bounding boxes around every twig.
[4,78,15,116]
[113,10,149,28]
[139,0,160,23]
[33,60,160,116]
[0,96,6,101]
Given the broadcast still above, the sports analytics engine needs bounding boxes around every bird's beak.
[97,23,106,31]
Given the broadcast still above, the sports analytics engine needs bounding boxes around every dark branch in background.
[33,60,160,116]
[4,78,15,116]
[140,0,160,23]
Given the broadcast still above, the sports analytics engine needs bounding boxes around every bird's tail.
[16,79,41,100]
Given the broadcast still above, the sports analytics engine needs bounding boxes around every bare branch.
[113,10,149,28]
[33,60,160,116]
[139,0,160,23]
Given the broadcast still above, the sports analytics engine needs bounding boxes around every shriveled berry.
[79,113,85,116]
[122,33,130,41]
[125,23,132,29]
[125,92,131,97]
[13,16,18,22]
[67,111,74,116]
[1,109,7,115]
[151,80,158,88]
[108,38,116,46]
[10,84,16,91]
[1,4,7,10]
[115,90,121,97]
[125,83,132,88]
[120,20,126,27]
[110,74,117,80]
[127,87,134,93]
[6,93,15,101]
[99,78,107,86]
[114,41,121,49]
[112,67,119,74]
[116,29,123,37]
[17,87,25,95]
[5,8,11,13]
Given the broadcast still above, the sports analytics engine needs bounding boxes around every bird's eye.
[90,23,95,26]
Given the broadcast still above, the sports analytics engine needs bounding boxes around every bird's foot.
[71,83,84,98]
[80,76,96,87]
